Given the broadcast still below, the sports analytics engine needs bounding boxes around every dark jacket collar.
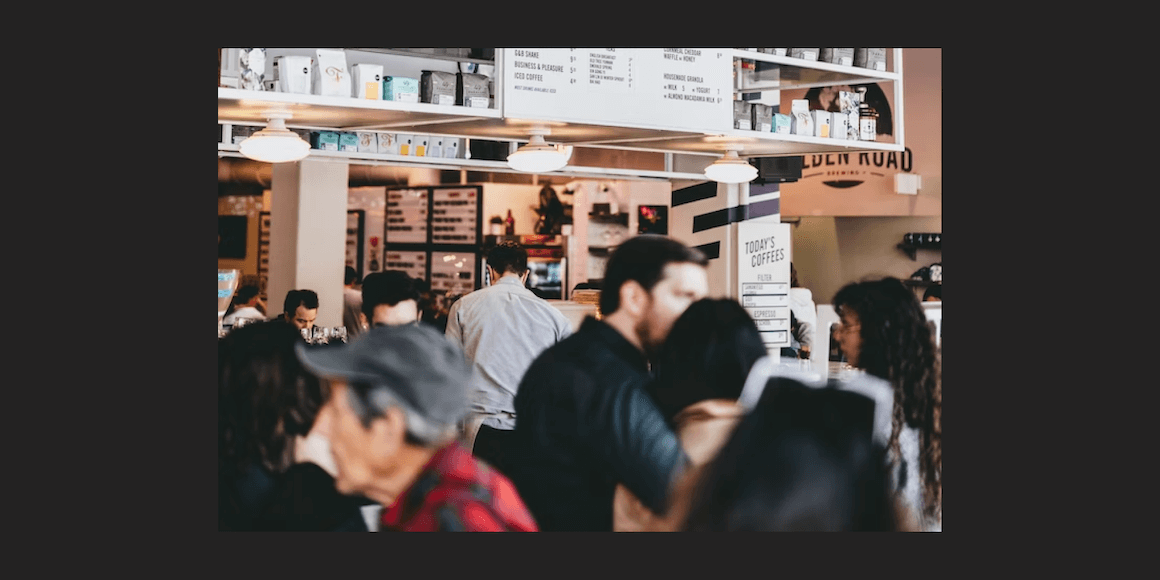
[579,316,649,374]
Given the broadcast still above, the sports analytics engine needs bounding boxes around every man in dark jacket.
[508,235,709,531]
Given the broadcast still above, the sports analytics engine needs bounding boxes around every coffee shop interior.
[217,48,941,359]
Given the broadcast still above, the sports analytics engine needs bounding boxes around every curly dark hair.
[832,277,941,522]
[218,319,328,477]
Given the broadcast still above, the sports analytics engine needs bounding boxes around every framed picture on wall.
[638,205,668,235]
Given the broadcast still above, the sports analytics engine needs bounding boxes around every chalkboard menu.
[386,189,429,244]
[431,187,480,246]
[502,48,732,132]
[383,186,484,296]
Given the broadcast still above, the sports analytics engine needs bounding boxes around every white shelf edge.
[729,49,900,81]
[720,130,905,153]
[218,88,502,118]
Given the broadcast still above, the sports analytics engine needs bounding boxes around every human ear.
[620,280,648,318]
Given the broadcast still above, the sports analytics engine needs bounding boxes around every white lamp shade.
[507,133,568,173]
[704,151,758,183]
[239,130,311,163]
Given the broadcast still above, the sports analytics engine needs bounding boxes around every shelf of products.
[897,243,942,261]
[218,48,904,165]
[732,49,900,91]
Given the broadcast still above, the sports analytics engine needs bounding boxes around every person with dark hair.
[445,241,572,474]
[343,266,365,340]
[676,377,905,531]
[223,284,266,327]
[832,277,942,531]
[508,234,709,531]
[281,289,319,331]
[788,262,817,359]
[359,270,421,328]
[295,323,538,531]
[218,319,370,530]
[614,298,769,531]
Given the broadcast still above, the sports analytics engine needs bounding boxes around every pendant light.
[507,125,570,173]
[239,110,311,164]
[704,149,758,184]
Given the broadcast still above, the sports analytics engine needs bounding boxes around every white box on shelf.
[791,100,812,136]
[377,133,398,155]
[352,64,383,100]
[831,112,848,140]
[895,173,921,195]
[357,132,379,154]
[812,110,831,138]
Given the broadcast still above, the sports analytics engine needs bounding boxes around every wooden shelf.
[897,243,941,261]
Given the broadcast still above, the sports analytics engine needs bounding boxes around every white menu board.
[386,189,429,244]
[737,222,793,349]
[431,188,479,245]
[431,251,476,296]
[384,250,427,283]
[502,48,732,132]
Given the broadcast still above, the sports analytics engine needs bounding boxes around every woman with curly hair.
[832,277,942,531]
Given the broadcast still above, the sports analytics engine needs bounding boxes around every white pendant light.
[704,149,758,184]
[507,126,570,173]
[239,110,311,164]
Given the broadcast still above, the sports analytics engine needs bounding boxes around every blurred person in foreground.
[832,277,942,531]
[508,234,709,531]
[343,266,365,341]
[445,241,572,472]
[223,284,266,327]
[614,298,768,531]
[295,323,538,531]
[218,319,370,531]
[281,289,319,331]
[788,263,817,359]
[673,377,908,531]
[359,270,422,329]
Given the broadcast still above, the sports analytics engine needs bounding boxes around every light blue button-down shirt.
[446,275,573,429]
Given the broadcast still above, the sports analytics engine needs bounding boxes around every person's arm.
[444,299,464,343]
[587,377,687,516]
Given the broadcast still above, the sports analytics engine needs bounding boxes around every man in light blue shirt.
[446,241,572,469]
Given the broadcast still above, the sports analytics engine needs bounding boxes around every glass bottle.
[858,87,878,141]
[505,209,515,235]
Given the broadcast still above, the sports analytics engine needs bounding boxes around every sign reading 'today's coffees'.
[737,221,792,350]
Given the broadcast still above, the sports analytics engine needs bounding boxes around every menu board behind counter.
[386,188,429,244]
[737,221,793,351]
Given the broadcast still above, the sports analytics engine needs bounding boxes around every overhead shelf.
[217,88,501,131]
[732,50,900,91]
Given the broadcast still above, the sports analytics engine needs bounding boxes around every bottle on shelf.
[858,87,878,141]
[505,209,515,235]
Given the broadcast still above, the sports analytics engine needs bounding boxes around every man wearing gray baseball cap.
[295,323,538,531]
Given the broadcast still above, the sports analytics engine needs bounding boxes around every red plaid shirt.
[380,441,538,532]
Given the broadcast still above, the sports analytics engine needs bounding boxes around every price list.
[430,251,475,296]
[386,189,428,244]
[737,222,793,350]
[502,48,731,132]
[385,250,427,283]
[431,188,479,245]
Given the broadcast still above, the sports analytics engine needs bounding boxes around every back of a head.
[648,298,768,422]
[218,319,326,475]
[344,266,360,286]
[360,270,420,319]
[282,289,319,316]
[599,234,708,316]
[486,241,528,276]
[234,284,260,305]
[682,378,898,531]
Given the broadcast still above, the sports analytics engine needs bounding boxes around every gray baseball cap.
[295,323,473,428]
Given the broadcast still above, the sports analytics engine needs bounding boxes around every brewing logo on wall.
[794,82,916,189]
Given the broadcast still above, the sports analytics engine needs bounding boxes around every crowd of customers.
[218,234,942,532]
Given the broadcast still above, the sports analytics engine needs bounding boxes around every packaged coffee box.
[357,131,379,153]
[457,72,490,108]
[313,49,350,97]
[383,77,419,102]
[788,48,818,61]
[414,135,429,157]
[311,131,340,151]
[277,56,313,94]
[773,113,792,134]
[377,133,398,155]
[811,110,831,138]
[352,64,383,99]
[839,91,861,140]
[445,138,461,159]
[831,112,848,140]
[733,100,752,130]
[428,136,444,157]
[751,103,773,132]
[339,132,359,152]
[421,71,457,106]
[232,125,257,145]
[855,48,887,71]
[398,134,414,156]
[790,100,812,136]
[820,48,855,67]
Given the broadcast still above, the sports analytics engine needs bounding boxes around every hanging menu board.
[502,48,732,132]
[345,210,365,280]
[386,189,429,244]
[737,222,793,350]
[384,250,427,283]
[431,251,476,296]
[431,187,480,245]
